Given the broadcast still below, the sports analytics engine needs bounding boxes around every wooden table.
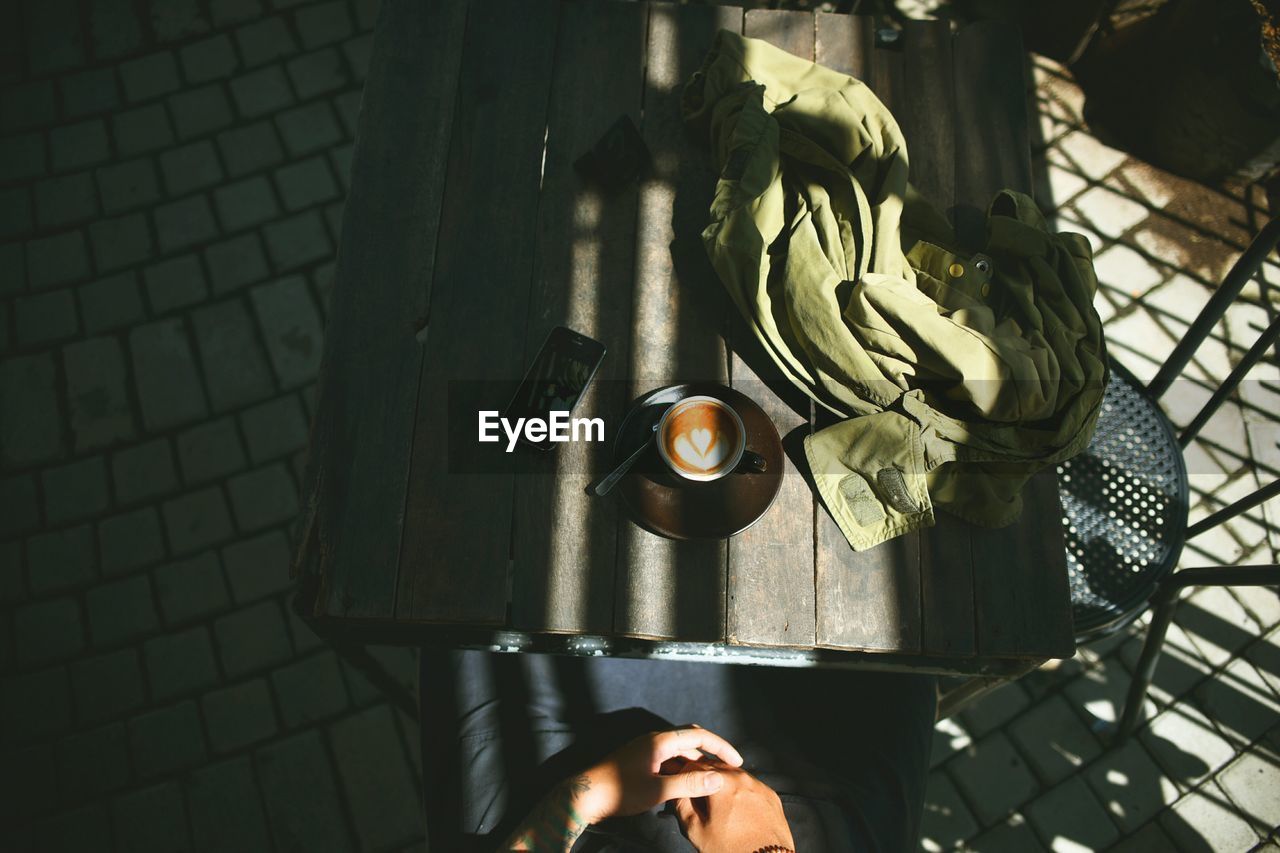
[293,0,1076,678]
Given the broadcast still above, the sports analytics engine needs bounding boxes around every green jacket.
[683,30,1107,551]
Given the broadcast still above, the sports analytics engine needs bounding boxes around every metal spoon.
[589,421,659,498]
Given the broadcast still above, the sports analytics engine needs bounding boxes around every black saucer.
[613,383,784,540]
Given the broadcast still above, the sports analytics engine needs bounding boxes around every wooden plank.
[952,21,1034,250]
[970,470,1075,659]
[296,0,468,620]
[900,20,978,660]
[396,0,561,624]
[953,21,1069,660]
[509,0,648,634]
[811,14,924,654]
[612,1,742,642]
[725,9,816,649]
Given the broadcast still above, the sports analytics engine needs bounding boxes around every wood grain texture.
[509,0,648,634]
[812,14,923,654]
[726,9,817,649]
[396,0,561,624]
[953,21,1071,660]
[902,20,976,660]
[612,1,741,642]
[952,20,1034,250]
[298,0,468,619]
[970,469,1075,658]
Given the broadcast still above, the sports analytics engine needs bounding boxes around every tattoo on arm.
[501,774,592,852]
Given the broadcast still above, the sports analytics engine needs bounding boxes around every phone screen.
[507,327,607,450]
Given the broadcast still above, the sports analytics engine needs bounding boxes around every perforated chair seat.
[1056,365,1190,640]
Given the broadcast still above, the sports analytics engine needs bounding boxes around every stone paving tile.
[39,801,112,853]
[1194,657,1280,747]
[98,506,166,575]
[1161,782,1263,852]
[34,172,99,228]
[961,811,1043,853]
[14,596,86,666]
[72,268,146,337]
[961,682,1031,739]
[175,417,248,485]
[920,769,979,852]
[255,729,355,853]
[112,438,179,504]
[112,103,175,157]
[118,52,181,103]
[202,677,279,753]
[1178,587,1263,669]
[29,230,91,289]
[1,666,73,746]
[129,318,209,430]
[143,625,220,701]
[55,721,131,801]
[87,574,159,647]
[153,550,231,625]
[143,253,208,314]
[15,289,80,348]
[214,598,293,677]
[187,756,274,852]
[70,647,146,725]
[1024,774,1119,852]
[27,524,96,594]
[64,335,136,451]
[190,298,277,411]
[329,703,423,850]
[222,528,294,603]
[236,16,299,67]
[1,352,63,466]
[42,455,110,525]
[159,140,225,197]
[162,487,236,554]
[1007,693,1103,787]
[250,274,324,386]
[1216,748,1280,836]
[272,650,350,727]
[227,463,300,531]
[948,731,1039,827]
[128,699,208,778]
[1083,737,1181,834]
[1141,702,1238,794]
[0,473,39,535]
[1108,819,1178,853]
[111,781,191,853]
[169,84,237,141]
[205,232,271,294]
[96,158,162,215]
[217,121,287,178]
[88,212,152,272]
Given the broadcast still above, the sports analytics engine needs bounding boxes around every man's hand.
[577,725,745,824]
[674,758,795,853]
[502,725,743,852]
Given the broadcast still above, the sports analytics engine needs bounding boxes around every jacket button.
[948,263,964,278]
[980,282,991,297]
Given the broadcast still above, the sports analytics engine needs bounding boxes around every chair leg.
[1113,564,1280,740]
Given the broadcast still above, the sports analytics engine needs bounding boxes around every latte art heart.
[673,428,728,470]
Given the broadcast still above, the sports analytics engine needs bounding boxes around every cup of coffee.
[656,395,764,482]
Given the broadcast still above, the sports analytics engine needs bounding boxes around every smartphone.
[506,326,607,451]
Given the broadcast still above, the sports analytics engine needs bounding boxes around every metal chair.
[1057,218,1280,739]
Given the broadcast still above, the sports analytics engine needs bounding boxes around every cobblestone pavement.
[919,53,1280,853]
[2,1,1279,852]
[1,0,425,851]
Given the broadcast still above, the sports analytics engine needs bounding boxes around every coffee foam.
[662,400,740,473]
